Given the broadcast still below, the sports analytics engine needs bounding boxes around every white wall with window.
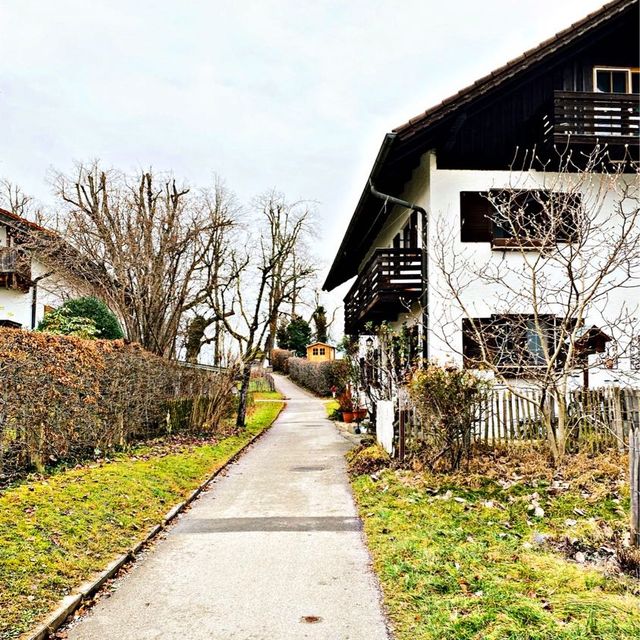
[359,150,640,387]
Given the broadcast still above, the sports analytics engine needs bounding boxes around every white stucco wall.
[0,224,88,328]
[357,153,432,274]
[359,151,640,387]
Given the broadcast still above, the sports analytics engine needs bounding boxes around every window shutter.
[462,318,483,367]
[460,192,493,242]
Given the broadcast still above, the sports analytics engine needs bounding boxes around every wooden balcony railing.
[549,91,639,146]
[0,247,31,292]
[344,248,423,334]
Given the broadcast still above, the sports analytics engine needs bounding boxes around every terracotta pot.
[354,408,368,421]
[341,411,356,423]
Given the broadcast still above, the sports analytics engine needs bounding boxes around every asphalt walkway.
[66,374,389,640]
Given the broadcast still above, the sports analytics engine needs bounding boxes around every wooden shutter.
[460,192,493,242]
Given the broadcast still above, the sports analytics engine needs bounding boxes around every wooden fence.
[631,427,640,547]
[393,385,640,547]
[394,386,640,454]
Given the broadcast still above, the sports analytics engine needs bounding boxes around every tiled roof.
[393,0,636,140]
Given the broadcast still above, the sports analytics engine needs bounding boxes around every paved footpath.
[66,374,390,640]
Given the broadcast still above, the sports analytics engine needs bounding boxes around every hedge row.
[286,357,349,397]
[271,348,293,374]
[0,329,235,475]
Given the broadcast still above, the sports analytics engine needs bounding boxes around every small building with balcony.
[0,208,87,329]
[324,0,639,385]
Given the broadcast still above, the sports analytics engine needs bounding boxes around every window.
[460,190,579,247]
[462,315,560,373]
[319,347,326,355]
[392,211,420,249]
[312,348,319,356]
[594,67,640,94]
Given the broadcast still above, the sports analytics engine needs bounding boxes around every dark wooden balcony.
[546,91,639,147]
[344,248,423,335]
[0,247,31,292]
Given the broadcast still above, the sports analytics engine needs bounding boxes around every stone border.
[24,406,284,640]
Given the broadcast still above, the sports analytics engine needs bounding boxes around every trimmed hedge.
[287,357,349,397]
[271,348,293,373]
[0,329,235,474]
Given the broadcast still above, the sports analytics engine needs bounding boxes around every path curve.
[65,374,390,640]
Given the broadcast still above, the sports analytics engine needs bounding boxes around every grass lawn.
[0,398,284,640]
[351,446,640,640]
[254,391,283,401]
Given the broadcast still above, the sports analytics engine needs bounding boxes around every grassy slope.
[352,450,640,640]
[0,399,284,640]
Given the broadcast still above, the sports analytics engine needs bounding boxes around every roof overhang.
[322,0,638,292]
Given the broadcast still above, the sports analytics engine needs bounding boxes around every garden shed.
[306,341,335,362]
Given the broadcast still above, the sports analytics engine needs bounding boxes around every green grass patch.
[253,391,284,401]
[351,450,640,640]
[0,399,284,640]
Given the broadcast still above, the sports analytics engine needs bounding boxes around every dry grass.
[351,446,639,640]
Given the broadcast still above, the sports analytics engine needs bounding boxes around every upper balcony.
[344,248,423,335]
[545,90,639,147]
[0,247,32,292]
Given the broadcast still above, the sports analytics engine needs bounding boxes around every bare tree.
[210,191,315,426]
[0,180,50,226]
[45,163,239,358]
[432,148,640,461]
[181,180,242,364]
[259,191,317,358]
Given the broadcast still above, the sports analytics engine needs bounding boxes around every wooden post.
[613,387,625,452]
[630,426,640,547]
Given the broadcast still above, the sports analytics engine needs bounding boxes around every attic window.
[594,67,640,94]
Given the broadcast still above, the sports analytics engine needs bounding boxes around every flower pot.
[341,411,356,423]
[354,408,368,421]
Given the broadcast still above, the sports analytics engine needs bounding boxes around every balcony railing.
[0,247,31,292]
[548,91,639,146]
[344,248,423,334]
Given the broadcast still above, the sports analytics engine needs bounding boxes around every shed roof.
[306,341,335,349]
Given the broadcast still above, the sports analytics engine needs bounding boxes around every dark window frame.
[460,190,580,247]
[462,314,571,374]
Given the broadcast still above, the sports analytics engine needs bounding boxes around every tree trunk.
[236,362,252,427]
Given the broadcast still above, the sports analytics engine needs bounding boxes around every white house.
[324,0,640,388]
[0,208,88,329]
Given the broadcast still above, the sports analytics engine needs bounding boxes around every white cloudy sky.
[0,0,607,314]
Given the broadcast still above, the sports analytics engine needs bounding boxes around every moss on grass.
[0,399,284,640]
[352,452,640,640]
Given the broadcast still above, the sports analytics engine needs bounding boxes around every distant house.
[0,208,88,329]
[306,342,336,362]
[323,0,640,385]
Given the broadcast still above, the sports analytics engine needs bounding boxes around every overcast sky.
[0,0,607,315]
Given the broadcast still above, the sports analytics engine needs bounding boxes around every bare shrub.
[407,364,488,470]
[346,444,391,476]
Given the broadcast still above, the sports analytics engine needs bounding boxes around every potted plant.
[337,389,355,423]
[353,406,368,421]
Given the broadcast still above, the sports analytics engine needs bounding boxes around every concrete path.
[66,374,390,640]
